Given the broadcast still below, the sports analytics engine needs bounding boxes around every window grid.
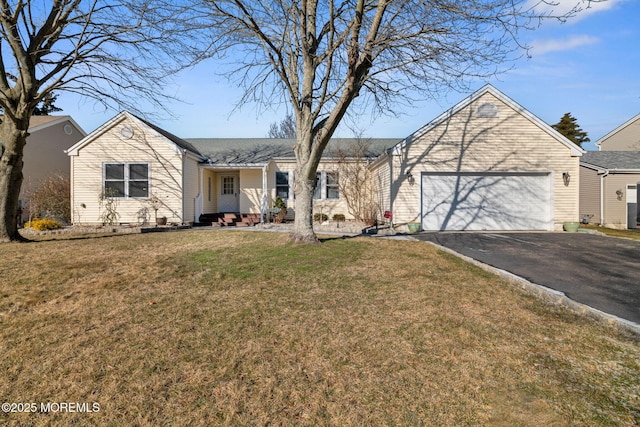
[222,176,234,195]
[276,171,290,199]
[104,163,149,198]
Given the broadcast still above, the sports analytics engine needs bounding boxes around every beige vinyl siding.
[71,117,184,225]
[270,160,356,220]
[602,173,640,228]
[240,169,263,213]
[203,169,217,213]
[370,157,391,218]
[390,92,580,229]
[183,156,200,223]
[579,166,602,224]
[599,118,640,151]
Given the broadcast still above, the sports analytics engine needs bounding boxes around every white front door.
[218,174,239,212]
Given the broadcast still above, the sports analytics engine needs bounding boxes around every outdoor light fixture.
[407,171,415,185]
[562,172,571,186]
[616,189,624,201]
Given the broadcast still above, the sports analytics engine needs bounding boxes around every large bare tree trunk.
[0,119,29,242]
[290,172,318,244]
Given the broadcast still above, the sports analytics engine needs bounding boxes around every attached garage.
[371,84,583,232]
[421,172,552,231]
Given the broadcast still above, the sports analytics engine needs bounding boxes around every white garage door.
[421,172,552,231]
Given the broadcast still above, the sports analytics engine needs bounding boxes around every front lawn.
[1,230,638,426]
[582,224,640,240]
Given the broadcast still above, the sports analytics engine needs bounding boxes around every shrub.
[332,213,346,222]
[314,213,328,222]
[25,218,64,231]
[273,197,288,223]
[274,196,287,209]
[25,174,70,223]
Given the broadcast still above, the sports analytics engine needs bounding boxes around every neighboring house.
[18,115,86,218]
[596,113,640,151]
[67,85,583,231]
[580,152,640,229]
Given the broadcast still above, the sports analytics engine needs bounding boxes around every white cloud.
[531,34,599,54]
[526,0,621,22]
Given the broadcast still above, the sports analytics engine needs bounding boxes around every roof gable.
[595,113,640,150]
[66,111,204,159]
[389,84,585,157]
[0,115,86,136]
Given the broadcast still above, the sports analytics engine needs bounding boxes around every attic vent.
[120,125,134,139]
[476,102,498,118]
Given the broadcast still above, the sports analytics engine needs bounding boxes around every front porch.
[195,164,271,226]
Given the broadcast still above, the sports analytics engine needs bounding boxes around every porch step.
[198,213,260,227]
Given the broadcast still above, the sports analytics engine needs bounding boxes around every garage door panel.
[421,173,551,231]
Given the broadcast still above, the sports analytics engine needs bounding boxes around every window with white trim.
[313,171,339,200]
[104,163,149,198]
[326,172,339,199]
[222,176,234,195]
[276,171,290,199]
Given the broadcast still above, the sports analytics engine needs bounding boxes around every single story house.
[596,113,640,151]
[580,151,640,229]
[67,84,583,231]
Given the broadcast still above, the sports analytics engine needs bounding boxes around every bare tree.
[0,0,203,241]
[329,136,379,224]
[267,113,296,138]
[198,0,595,244]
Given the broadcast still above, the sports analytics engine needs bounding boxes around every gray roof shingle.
[185,138,400,164]
[133,114,205,158]
[580,151,640,171]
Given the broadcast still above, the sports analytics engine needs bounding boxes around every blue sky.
[58,0,638,151]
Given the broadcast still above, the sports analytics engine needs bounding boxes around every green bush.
[314,213,328,222]
[25,218,64,231]
[332,213,346,222]
[274,196,287,209]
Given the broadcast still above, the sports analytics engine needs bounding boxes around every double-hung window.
[276,171,290,200]
[313,171,339,200]
[326,172,339,199]
[104,163,149,198]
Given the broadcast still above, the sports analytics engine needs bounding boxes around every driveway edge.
[421,240,640,338]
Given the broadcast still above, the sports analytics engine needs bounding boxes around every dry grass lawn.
[582,225,640,241]
[0,230,638,426]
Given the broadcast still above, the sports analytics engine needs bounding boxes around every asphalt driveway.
[415,232,640,325]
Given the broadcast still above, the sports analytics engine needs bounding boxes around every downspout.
[599,170,609,226]
[181,149,187,225]
[196,165,204,222]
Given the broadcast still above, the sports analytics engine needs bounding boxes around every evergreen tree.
[33,93,63,116]
[552,113,590,147]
